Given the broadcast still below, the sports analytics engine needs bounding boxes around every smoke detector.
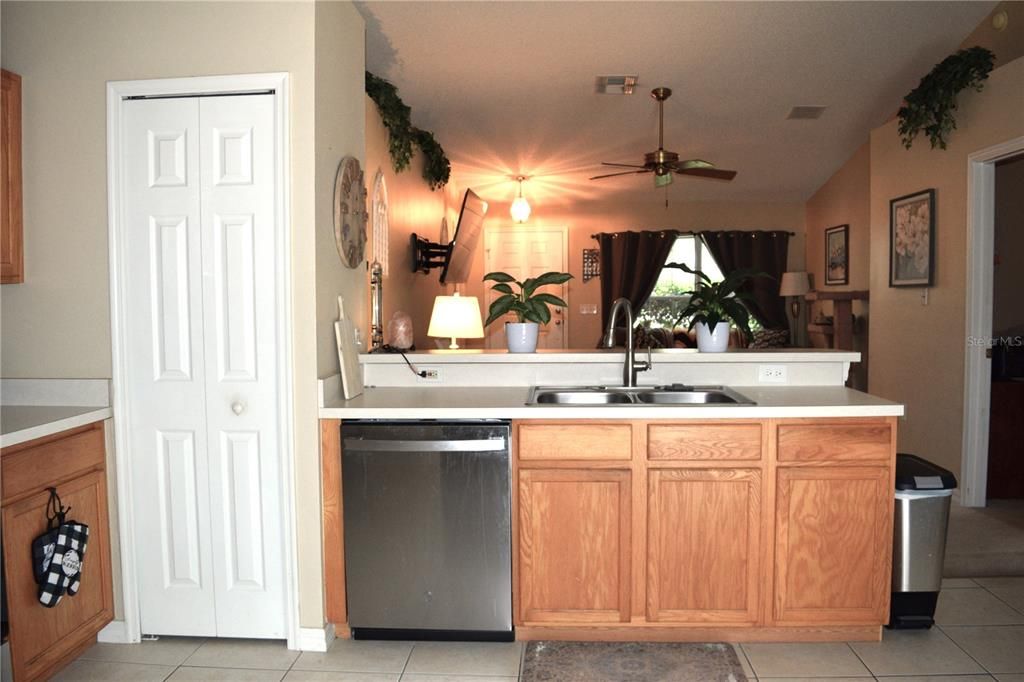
[787,105,828,120]
[596,75,638,95]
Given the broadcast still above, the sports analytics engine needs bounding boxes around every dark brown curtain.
[699,230,790,330]
[598,230,678,333]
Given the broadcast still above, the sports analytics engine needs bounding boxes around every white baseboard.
[296,623,335,652]
[97,620,135,644]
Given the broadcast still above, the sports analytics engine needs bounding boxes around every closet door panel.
[123,97,217,636]
[199,94,285,638]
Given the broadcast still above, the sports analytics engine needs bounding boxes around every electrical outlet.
[580,303,598,315]
[419,367,441,382]
[758,365,788,383]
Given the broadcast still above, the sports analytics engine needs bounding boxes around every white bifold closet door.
[123,94,285,638]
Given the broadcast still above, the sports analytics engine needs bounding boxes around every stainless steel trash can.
[889,453,958,629]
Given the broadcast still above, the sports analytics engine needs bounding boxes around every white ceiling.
[359,1,996,206]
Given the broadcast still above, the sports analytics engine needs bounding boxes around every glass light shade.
[510,196,531,223]
[427,293,484,349]
[778,271,811,297]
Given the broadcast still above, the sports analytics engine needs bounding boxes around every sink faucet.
[601,297,652,387]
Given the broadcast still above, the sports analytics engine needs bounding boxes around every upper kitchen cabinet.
[2,69,24,284]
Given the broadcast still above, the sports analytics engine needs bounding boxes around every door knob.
[231,402,246,416]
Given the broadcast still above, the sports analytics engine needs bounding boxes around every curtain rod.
[590,229,796,240]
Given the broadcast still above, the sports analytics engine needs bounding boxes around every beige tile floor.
[54,577,1024,681]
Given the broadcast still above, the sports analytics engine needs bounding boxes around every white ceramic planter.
[696,321,731,353]
[506,322,540,353]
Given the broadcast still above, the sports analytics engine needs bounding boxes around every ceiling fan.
[591,87,737,187]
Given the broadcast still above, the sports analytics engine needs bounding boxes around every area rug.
[520,641,749,682]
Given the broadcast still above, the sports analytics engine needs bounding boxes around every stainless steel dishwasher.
[341,420,512,641]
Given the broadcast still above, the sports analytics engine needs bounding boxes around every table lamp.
[427,293,484,349]
[779,271,811,319]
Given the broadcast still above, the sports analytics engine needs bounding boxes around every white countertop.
[1,405,113,448]
[319,386,904,420]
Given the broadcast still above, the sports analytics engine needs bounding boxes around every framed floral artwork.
[889,189,935,287]
[825,224,849,285]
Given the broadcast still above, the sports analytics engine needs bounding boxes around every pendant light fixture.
[510,175,531,223]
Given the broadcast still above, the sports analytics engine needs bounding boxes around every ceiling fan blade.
[601,162,648,169]
[676,167,737,181]
[590,169,652,180]
[676,159,715,170]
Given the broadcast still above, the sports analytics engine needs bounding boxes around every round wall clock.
[333,156,368,269]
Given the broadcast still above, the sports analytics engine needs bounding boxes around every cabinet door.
[2,470,114,681]
[647,468,761,624]
[774,466,891,624]
[518,469,631,623]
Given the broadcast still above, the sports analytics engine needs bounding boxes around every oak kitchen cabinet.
[512,417,896,641]
[1,68,23,284]
[1,422,114,681]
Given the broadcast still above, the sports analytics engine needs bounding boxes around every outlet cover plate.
[758,364,788,383]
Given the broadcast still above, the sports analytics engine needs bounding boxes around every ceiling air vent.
[787,105,827,120]
[596,75,638,95]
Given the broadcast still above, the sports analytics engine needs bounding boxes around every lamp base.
[448,338,459,350]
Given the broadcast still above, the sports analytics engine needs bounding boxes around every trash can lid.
[895,453,958,491]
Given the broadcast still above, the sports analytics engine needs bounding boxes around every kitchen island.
[318,350,903,643]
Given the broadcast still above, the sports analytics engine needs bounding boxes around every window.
[637,235,724,329]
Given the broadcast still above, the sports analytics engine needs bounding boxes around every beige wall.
[457,200,805,348]
[868,56,1024,477]
[363,95,454,351]
[311,1,365,627]
[993,154,1024,335]
[1,0,365,631]
[959,1,1024,68]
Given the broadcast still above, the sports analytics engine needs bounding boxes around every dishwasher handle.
[343,438,507,453]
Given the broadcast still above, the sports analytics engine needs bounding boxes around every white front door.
[483,226,568,349]
[123,93,285,638]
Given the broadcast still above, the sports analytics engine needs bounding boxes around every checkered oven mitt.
[31,488,90,608]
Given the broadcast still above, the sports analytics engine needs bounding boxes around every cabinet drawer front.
[517,423,632,461]
[648,423,762,461]
[777,422,892,463]
[2,423,105,500]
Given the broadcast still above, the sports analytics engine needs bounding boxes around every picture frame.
[889,189,935,287]
[824,224,849,285]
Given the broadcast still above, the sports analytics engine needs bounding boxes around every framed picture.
[824,224,849,285]
[889,189,935,287]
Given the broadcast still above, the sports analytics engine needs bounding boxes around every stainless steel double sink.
[528,385,755,406]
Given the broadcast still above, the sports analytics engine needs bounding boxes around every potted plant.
[671,264,761,352]
[483,271,572,353]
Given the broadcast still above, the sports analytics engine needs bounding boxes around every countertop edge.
[318,405,905,419]
[0,407,113,449]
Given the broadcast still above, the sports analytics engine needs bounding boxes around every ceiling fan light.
[510,196,531,223]
[654,173,673,188]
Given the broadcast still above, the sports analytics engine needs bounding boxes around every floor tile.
[52,659,176,681]
[943,625,1024,674]
[732,643,755,679]
[996,675,1024,681]
[740,642,870,678]
[850,626,985,676]
[944,578,982,589]
[977,577,1024,614]
[168,667,285,681]
[754,678,872,681]
[975,577,1024,589]
[395,671,516,675]
[285,673,400,681]
[292,639,413,674]
[875,677,994,681]
[184,639,299,671]
[78,636,206,666]
[404,642,523,677]
[936,588,1024,625]
[876,671,995,675]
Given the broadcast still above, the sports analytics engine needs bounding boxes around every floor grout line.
[844,639,879,680]
[934,622,1001,676]
[977,581,1024,618]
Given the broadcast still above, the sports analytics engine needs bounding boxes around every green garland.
[365,72,450,190]
[898,47,995,150]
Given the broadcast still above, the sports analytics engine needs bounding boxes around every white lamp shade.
[779,271,811,297]
[427,293,484,348]
[510,196,531,223]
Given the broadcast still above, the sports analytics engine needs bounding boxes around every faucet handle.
[635,345,652,373]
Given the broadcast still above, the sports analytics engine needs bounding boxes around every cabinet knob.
[231,402,246,416]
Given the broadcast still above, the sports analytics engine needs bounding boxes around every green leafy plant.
[669,264,763,340]
[897,47,995,150]
[483,271,572,326]
[365,72,451,189]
